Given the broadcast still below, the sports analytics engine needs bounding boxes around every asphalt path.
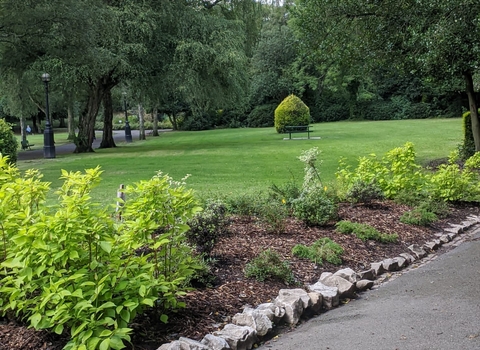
[261,228,480,350]
[17,130,145,161]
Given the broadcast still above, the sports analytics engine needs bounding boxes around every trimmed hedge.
[274,94,310,133]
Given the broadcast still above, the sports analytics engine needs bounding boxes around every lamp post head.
[41,73,50,83]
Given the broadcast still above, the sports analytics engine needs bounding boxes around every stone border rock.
[157,216,480,350]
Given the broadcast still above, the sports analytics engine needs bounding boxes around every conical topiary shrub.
[274,94,311,133]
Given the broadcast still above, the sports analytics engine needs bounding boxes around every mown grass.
[16,119,462,204]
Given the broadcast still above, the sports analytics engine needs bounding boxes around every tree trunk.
[99,89,117,148]
[20,117,26,143]
[464,71,480,152]
[152,106,159,136]
[75,74,117,153]
[67,100,76,140]
[138,104,146,140]
[58,117,66,128]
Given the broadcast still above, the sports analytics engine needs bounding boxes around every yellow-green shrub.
[274,94,310,133]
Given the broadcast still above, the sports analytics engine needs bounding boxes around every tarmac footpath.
[260,227,480,350]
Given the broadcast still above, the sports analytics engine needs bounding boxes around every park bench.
[285,125,312,139]
[21,140,34,150]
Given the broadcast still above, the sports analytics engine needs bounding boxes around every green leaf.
[97,302,116,311]
[30,313,42,329]
[141,298,154,307]
[99,241,112,254]
[69,250,80,260]
[109,335,125,350]
[139,285,146,297]
[71,321,89,337]
[99,338,110,350]
[54,324,64,335]
[87,336,101,350]
[99,330,112,337]
[160,314,168,323]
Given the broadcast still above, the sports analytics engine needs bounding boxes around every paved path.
[17,130,143,161]
[261,228,480,350]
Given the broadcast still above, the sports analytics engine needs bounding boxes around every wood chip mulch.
[1,200,479,350]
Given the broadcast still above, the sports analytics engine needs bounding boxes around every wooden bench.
[285,125,312,139]
[21,140,34,150]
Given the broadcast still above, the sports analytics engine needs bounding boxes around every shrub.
[335,220,398,243]
[257,200,289,234]
[186,199,230,256]
[274,94,311,133]
[224,192,264,216]
[244,249,295,284]
[0,161,201,349]
[400,208,437,226]
[292,238,343,265]
[292,189,338,226]
[0,119,18,164]
[345,179,384,204]
[269,180,302,209]
[247,104,277,127]
[458,109,477,160]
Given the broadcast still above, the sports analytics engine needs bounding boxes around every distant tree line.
[0,0,479,153]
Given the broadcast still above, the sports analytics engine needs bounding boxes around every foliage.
[336,142,425,199]
[292,147,338,226]
[186,199,230,256]
[345,179,384,204]
[426,150,480,201]
[269,180,302,209]
[0,159,201,350]
[292,238,343,265]
[224,192,264,216]
[335,220,398,243]
[274,94,310,133]
[257,200,289,234]
[247,104,277,127]
[459,110,477,160]
[400,208,437,226]
[244,249,295,284]
[0,119,18,164]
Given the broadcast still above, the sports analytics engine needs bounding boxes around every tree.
[291,0,480,149]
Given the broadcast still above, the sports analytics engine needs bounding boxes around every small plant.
[186,199,230,255]
[345,179,384,204]
[400,208,437,226]
[224,192,263,216]
[335,220,398,243]
[244,249,295,284]
[292,188,338,226]
[269,180,301,209]
[292,238,343,265]
[258,200,289,234]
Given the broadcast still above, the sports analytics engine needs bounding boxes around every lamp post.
[42,73,56,158]
[122,92,133,143]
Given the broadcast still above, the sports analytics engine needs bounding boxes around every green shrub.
[186,199,230,256]
[335,220,398,243]
[459,109,477,160]
[244,249,295,284]
[0,161,201,350]
[258,200,289,234]
[0,119,18,164]
[400,208,437,226]
[274,94,311,133]
[292,238,343,265]
[247,104,277,127]
[224,192,264,216]
[292,189,338,226]
[345,179,384,204]
[269,180,301,209]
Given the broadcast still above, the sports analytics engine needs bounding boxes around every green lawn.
[16,119,462,203]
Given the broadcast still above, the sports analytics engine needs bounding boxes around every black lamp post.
[42,73,56,158]
[122,92,133,143]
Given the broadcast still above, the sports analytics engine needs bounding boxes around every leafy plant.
[335,220,398,243]
[186,199,230,256]
[0,119,18,164]
[258,200,289,234]
[292,238,343,265]
[224,192,263,216]
[274,94,311,133]
[244,249,295,284]
[292,189,338,226]
[269,180,301,209]
[345,179,384,204]
[400,208,437,226]
[0,159,201,350]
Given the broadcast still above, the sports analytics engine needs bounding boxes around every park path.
[260,227,480,350]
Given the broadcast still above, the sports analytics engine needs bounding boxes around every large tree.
[291,0,480,149]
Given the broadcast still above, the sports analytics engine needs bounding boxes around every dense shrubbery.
[0,158,201,350]
[274,94,310,133]
[247,104,276,127]
[0,119,18,163]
